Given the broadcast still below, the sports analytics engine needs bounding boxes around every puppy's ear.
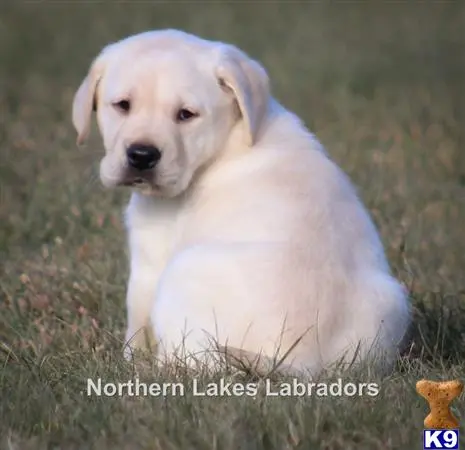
[215,44,270,146]
[72,53,107,146]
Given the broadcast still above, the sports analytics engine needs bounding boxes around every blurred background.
[0,3,464,448]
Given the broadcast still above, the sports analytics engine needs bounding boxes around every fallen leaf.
[77,243,90,260]
[19,274,30,284]
[30,294,50,310]
[17,298,27,312]
[96,214,105,227]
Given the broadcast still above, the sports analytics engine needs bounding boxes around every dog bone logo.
[416,379,463,429]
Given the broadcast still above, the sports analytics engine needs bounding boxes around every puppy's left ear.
[72,52,107,146]
[215,44,270,146]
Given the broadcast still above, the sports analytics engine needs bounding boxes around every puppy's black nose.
[126,144,161,171]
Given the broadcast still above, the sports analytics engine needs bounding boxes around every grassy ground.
[1,2,465,449]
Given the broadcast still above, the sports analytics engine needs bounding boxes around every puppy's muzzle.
[126,143,161,171]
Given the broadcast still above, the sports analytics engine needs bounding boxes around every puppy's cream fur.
[72,29,410,376]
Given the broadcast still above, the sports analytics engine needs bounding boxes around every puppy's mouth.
[118,169,180,197]
[121,176,162,196]
[121,167,153,187]
[122,177,150,187]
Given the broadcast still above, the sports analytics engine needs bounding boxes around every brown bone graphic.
[416,379,463,429]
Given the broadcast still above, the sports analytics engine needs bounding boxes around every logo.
[416,379,463,450]
[423,430,459,449]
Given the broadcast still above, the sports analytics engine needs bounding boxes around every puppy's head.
[72,29,270,197]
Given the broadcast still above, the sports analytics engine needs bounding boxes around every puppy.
[72,29,410,376]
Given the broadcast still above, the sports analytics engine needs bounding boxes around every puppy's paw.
[123,342,135,361]
[123,327,157,361]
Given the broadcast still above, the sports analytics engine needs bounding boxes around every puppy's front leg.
[123,193,175,360]
[123,263,158,360]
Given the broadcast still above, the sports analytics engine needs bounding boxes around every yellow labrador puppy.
[72,29,410,376]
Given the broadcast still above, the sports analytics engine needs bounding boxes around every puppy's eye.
[113,100,131,113]
[176,108,198,123]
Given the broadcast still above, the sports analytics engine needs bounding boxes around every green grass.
[1,2,465,449]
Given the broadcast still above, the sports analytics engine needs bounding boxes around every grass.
[1,1,465,449]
